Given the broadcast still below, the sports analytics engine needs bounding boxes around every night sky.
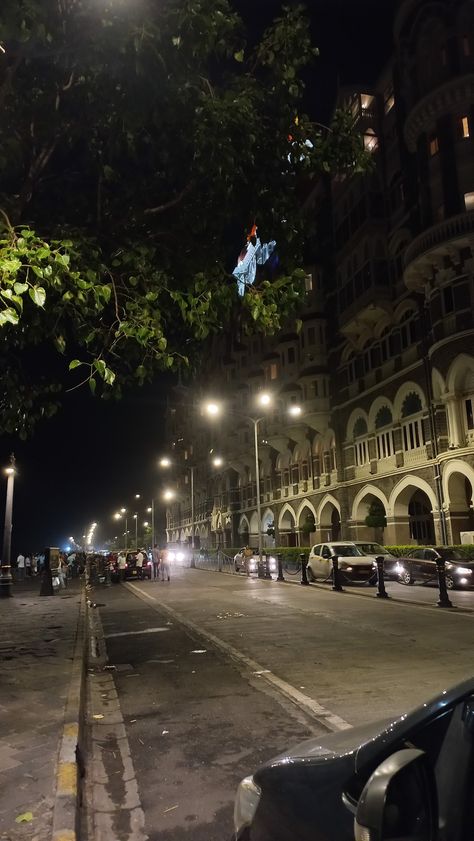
[1,0,397,555]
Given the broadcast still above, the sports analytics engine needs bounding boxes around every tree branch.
[144,180,194,216]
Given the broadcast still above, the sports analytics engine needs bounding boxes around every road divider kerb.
[126,581,352,733]
[52,588,87,841]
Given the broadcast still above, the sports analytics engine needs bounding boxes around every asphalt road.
[88,568,474,840]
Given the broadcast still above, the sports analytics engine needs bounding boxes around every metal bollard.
[331,554,343,592]
[257,553,265,579]
[436,556,453,608]
[218,551,223,573]
[300,553,309,586]
[375,556,389,599]
[277,553,285,582]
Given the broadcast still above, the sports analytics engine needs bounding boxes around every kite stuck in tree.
[232,224,277,296]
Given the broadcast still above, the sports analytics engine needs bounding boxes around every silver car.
[234,547,277,575]
[307,541,376,583]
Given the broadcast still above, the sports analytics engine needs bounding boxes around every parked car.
[306,542,376,584]
[232,676,474,840]
[351,541,401,579]
[111,549,152,582]
[234,548,277,575]
[397,546,474,589]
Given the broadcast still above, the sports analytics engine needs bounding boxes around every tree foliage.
[0,0,369,436]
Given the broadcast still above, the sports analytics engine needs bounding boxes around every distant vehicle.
[166,545,191,564]
[111,549,152,582]
[234,548,277,575]
[351,541,400,579]
[397,546,474,589]
[232,676,474,840]
[307,542,376,584]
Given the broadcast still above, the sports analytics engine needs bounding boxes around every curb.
[52,586,87,841]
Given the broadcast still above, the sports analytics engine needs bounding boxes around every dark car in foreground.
[351,541,400,579]
[232,676,474,840]
[397,546,474,589]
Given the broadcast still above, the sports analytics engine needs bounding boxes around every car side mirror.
[354,748,438,841]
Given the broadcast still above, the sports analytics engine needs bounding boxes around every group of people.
[115,544,171,581]
[14,553,36,579]
[13,551,85,584]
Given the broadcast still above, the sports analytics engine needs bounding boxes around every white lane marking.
[105,627,170,639]
[126,583,351,732]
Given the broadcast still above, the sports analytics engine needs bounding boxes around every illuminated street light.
[159,457,172,468]
[120,507,126,514]
[0,454,16,598]
[135,494,141,499]
[205,402,220,417]
[213,457,224,468]
[163,489,175,501]
[258,392,272,407]
[288,405,302,417]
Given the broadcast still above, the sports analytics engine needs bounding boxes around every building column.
[444,395,465,448]
[384,516,412,545]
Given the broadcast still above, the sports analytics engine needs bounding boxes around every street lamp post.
[0,454,16,598]
[190,465,195,568]
[134,514,138,550]
[205,397,302,567]
[160,458,196,565]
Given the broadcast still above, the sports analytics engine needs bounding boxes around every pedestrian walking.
[160,546,171,581]
[16,552,25,581]
[135,549,145,580]
[152,544,160,580]
[118,552,126,581]
[25,555,32,576]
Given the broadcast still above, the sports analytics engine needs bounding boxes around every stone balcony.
[404,211,474,291]
[404,74,474,152]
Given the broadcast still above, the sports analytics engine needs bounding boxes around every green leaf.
[93,359,106,376]
[29,287,46,307]
[69,359,83,370]
[234,49,244,62]
[89,377,97,394]
[0,307,19,325]
[104,367,116,385]
[13,282,28,294]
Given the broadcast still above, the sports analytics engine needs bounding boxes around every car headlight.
[168,551,175,561]
[454,567,472,575]
[176,552,184,562]
[234,776,261,834]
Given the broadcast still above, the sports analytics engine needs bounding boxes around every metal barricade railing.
[193,550,237,574]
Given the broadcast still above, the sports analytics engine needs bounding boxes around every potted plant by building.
[301,514,316,545]
[365,501,387,544]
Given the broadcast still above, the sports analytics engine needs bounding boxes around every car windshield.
[336,544,362,557]
[438,548,470,562]
[357,543,387,555]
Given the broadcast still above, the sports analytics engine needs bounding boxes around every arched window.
[353,417,368,438]
[375,406,394,459]
[401,392,426,451]
[353,417,369,467]
[375,406,393,428]
[401,392,423,417]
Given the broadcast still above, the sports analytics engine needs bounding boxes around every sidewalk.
[0,578,85,841]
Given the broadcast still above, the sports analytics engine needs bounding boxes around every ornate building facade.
[165,0,474,551]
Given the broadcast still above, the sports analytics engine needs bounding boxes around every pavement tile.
[0,580,82,840]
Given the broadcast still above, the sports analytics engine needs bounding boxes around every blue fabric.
[233,238,277,296]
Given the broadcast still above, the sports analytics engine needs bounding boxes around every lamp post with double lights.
[205,396,302,568]
[205,395,272,566]
[160,457,197,566]
[113,508,128,549]
[0,454,16,598]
